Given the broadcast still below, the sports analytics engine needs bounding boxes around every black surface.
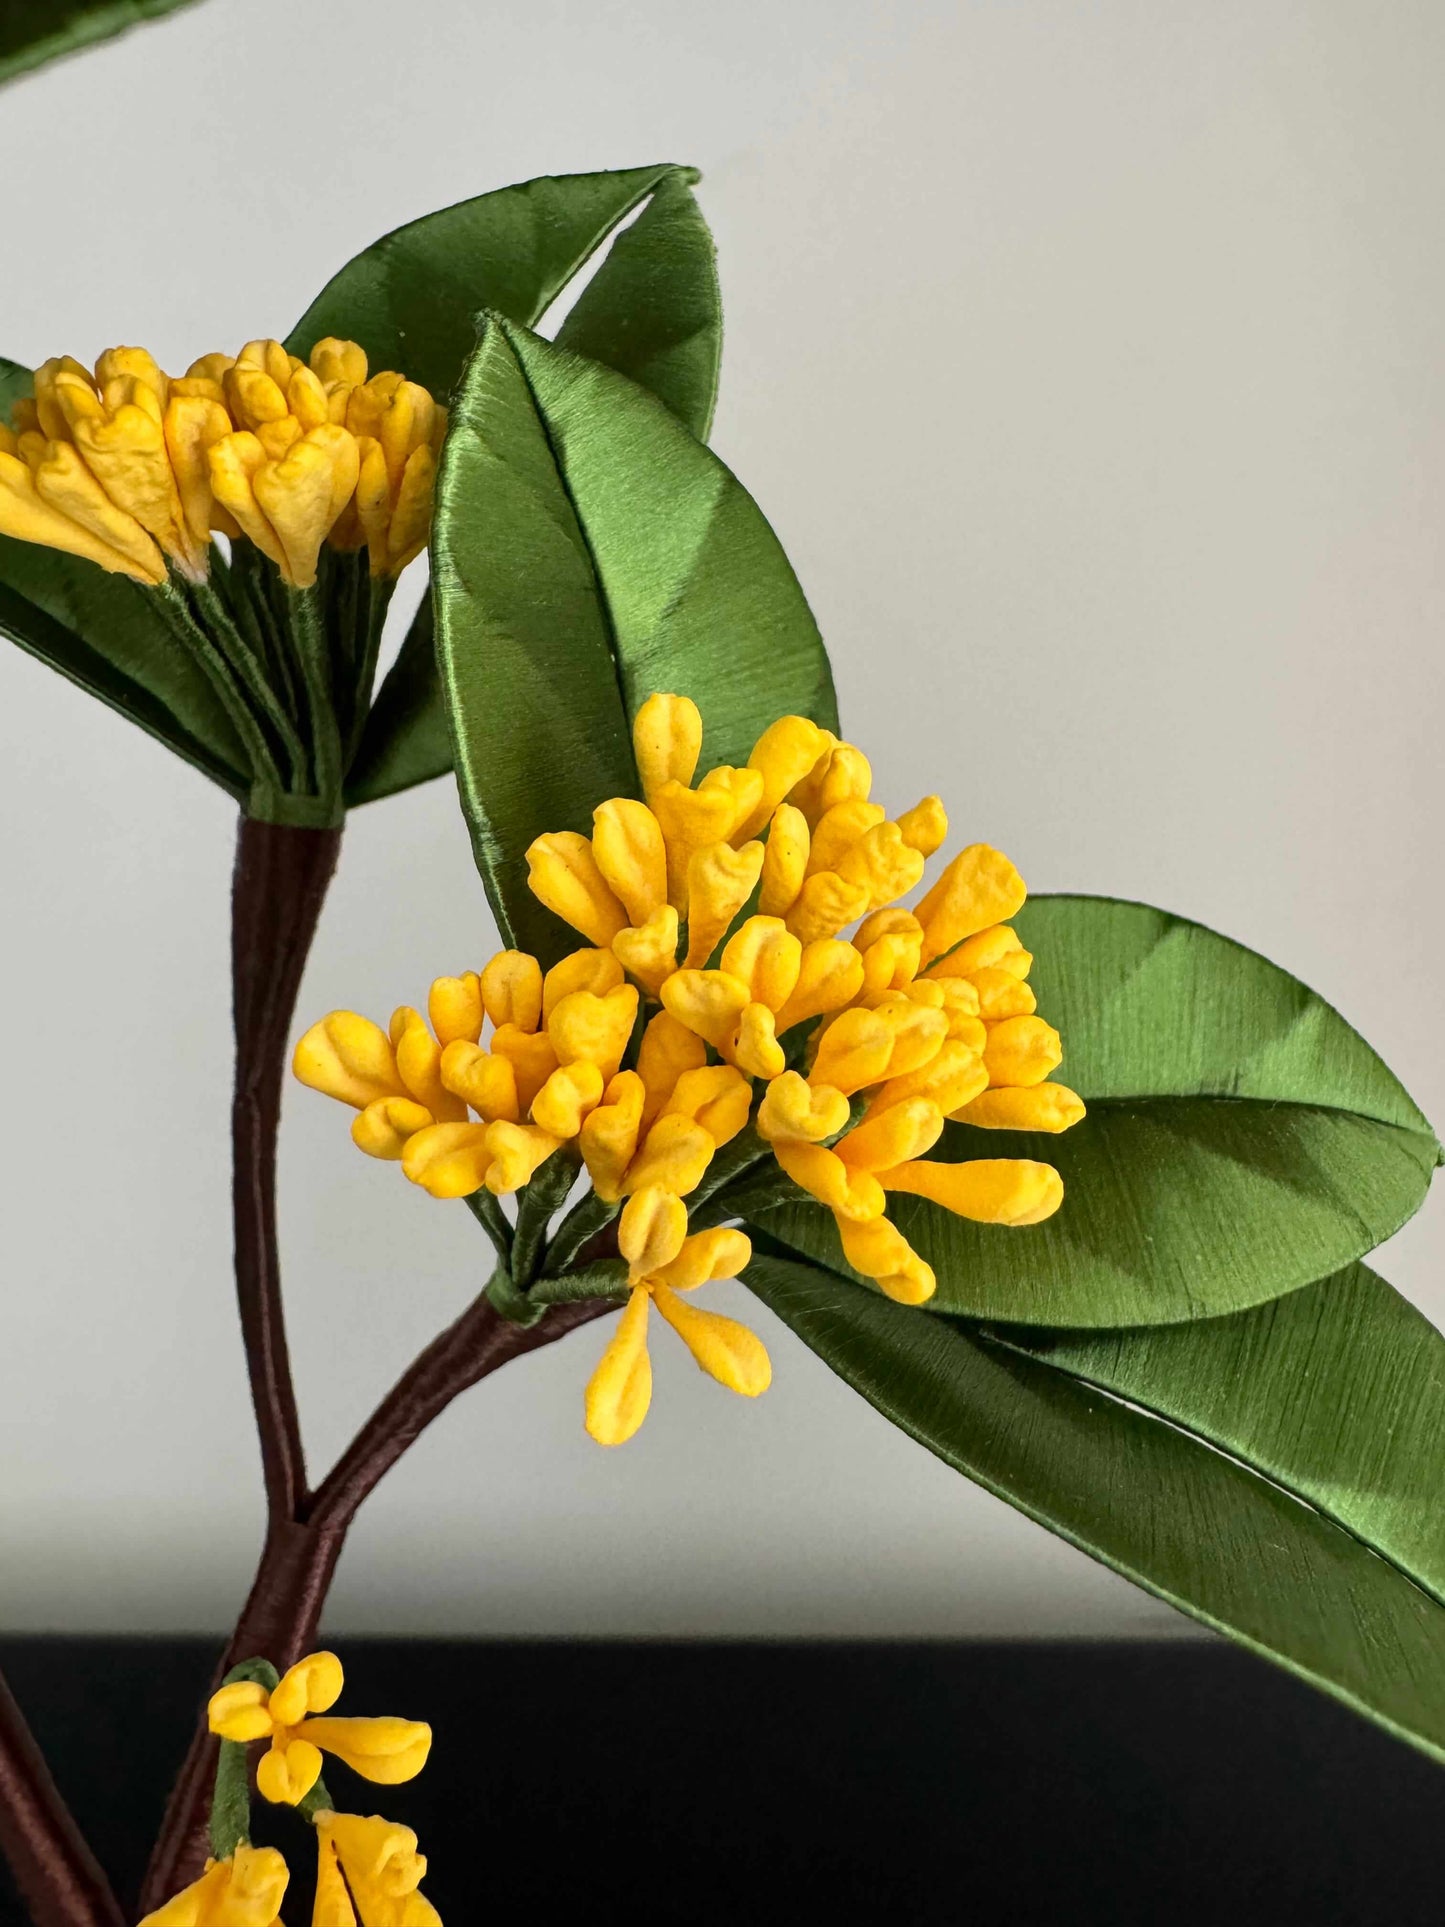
[0,1638,1441,1923]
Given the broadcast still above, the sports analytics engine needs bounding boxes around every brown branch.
[230,815,341,1521]
[0,1669,123,1927]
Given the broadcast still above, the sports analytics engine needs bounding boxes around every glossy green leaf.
[0,362,251,795]
[432,315,836,961]
[0,0,198,83]
[746,1249,1445,1765]
[555,172,722,440]
[744,895,1437,1325]
[286,164,698,409]
[346,167,725,807]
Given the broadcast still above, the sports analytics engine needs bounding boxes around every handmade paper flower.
[585,1186,767,1445]
[313,1811,441,1927]
[207,1651,431,1806]
[137,1843,289,1927]
[1,337,441,588]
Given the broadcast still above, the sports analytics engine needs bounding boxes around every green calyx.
[208,1657,281,1863]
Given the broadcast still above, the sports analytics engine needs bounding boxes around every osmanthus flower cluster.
[139,1650,439,1925]
[0,337,442,588]
[295,694,1083,1444]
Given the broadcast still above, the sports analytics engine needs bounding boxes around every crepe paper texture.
[0,0,200,85]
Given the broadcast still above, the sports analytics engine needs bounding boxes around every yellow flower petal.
[783,870,871,946]
[296,1716,432,1785]
[916,845,1027,967]
[256,1737,323,1806]
[756,1071,851,1144]
[683,839,765,968]
[623,1114,716,1198]
[585,1286,653,1445]
[207,1679,273,1743]
[489,1025,559,1114]
[580,1071,646,1202]
[662,1064,753,1146]
[633,692,702,802]
[970,968,1038,1020]
[542,947,625,1020]
[391,1008,467,1122]
[982,1016,1063,1089]
[318,1812,437,1925]
[526,832,629,946]
[772,939,866,1035]
[731,1001,785,1081]
[896,795,948,856]
[880,1157,1064,1226]
[650,779,739,910]
[428,972,483,1046]
[138,1845,289,1927]
[636,1010,709,1130]
[293,1013,403,1110]
[619,1185,689,1280]
[720,915,802,1012]
[531,1060,605,1138]
[810,1007,895,1095]
[269,1651,344,1725]
[740,715,831,839]
[438,1042,520,1123]
[547,984,639,1082]
[772,1141,885,1222]
[480,950,544,1033]
[837,1097,944,1171]
[613,905,681,998]
[592,797,668,925]
[660,968,752,1051]
[758,802,810,916]
[651,1227,752,1292]
[400,1122,494,1199]
[351,1097,434,1160]
[865,1040,988,1121]
[925,923,1032,982]
[483,1121,563,1195]
[653,1284,771,1397]
[836,1213,936,1304]
[807,798,886,877]
[951,1084,1086,1132]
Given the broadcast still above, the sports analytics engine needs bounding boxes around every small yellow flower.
[207,1651,431,1807]
[137,1844,288,1927]
[314,1811,441,1927]
[585,1187,767,1445]
[1,337,441,587]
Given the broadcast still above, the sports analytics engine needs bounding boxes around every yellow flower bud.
[585,1285,652,1446]
[807,799,886,877]
[881,1157,1064,1226]
[650,779,739,911]
[773,939,866,1036]
[927,924,1032,982]
[970,968,1038,1020]
[651,1226,753,1292]
[207,1680,273,1743]
[619,1184,689,1281]
[637,1010,709,1130]
[759,802,810,917]
[810,1007,896,1095]
[0,449,160,581]
[873,994,950,1079]
[660,968,752,1051]
[684,839,765,968]
[252,425,361,588]
[697,764,765,842]
[526,832,629,946]
[580,1070,645,1202]
[756,1071,851,1145]
[29,441,169,582]
[835,820,926,912]
[952,1085,1086,1133]
[292,1715,432,1785]
[896,795,948,856]
[481,949,544,1033]
[208,431,287,570]
[163,394,232,552]
[547,983,639,1082]
[256,1737,323,1806]
[662,1064,753,1147]
[784,871,871,945]
[740,713,830,839]
[391,1007,466,1122]
[542,947,626,1019]
[490,1024,560,1114]
[482,1121,563,1195]
[613,905,681,998]
[858,928,924,1002]
[836,1213,936,1304]
[310,337,369,387]
[865,1040,988,1121]
[837,1096,944,1171]
[623,1114,716,1197]
[721,916,803,1012]
[773,1140,885,1222]
[633,692,703,801]
[439,1041,521,1123]
[293,1013,403,1109]
[531,1060,605,1138]
[652,1284,772,1397]
[792,741,871,823]
[592,797,668,926]
[983,1016,1063,1089]
[732,1001,785,1081]
[400,1121,495,1198]
[351,1096,434,1160]
[268,1651,344,1724]
[916,845,1028,967]
[428,972,483,1046]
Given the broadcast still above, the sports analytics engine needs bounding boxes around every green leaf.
[745,895,1437,1325]
[746,1249,1445,1766]
[555,172,722,440]
[286,164,699,409]
[433,316,836,961]
[345,167,725,808]
[0,0,198,84]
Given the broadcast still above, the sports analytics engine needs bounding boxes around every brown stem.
[0,1668,124,1927]
[231,815,341,1520]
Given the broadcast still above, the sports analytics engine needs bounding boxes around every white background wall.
[0,0,1440,1636]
